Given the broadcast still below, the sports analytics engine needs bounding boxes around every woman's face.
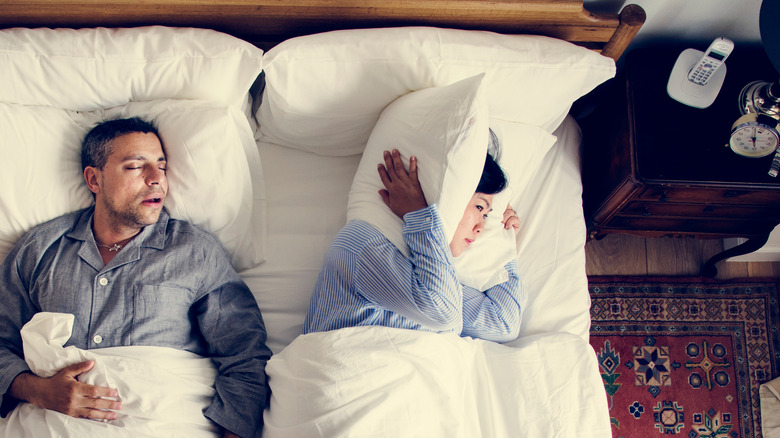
[449,193,493,257]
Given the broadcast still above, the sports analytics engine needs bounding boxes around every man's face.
[89,132,168,230]
[449,193,493,257]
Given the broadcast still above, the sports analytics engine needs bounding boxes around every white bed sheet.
[241,115,591,354]
[241,145,361,353]
[262,326,610,438]
[244,115,605,436]
[508,115,591,344]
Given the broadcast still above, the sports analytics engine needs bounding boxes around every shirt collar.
[66,206,170,251]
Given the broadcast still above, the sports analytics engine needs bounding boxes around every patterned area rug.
[588,277,780,438]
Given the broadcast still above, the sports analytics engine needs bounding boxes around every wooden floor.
[585,234,780,279]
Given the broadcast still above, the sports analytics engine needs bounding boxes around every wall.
[585,0,764,50]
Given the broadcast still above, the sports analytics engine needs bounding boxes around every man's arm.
[0,231,118,420]
[196,247,272,438]
[8,361,121,420]
[0,235,37,416]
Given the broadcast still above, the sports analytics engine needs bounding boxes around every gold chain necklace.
[96,243,123,252]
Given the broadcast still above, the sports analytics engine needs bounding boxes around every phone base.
[667,49,727,109]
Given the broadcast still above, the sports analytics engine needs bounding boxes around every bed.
[0,1,645,437]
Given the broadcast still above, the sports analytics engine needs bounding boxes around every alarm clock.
[728,113,780,157]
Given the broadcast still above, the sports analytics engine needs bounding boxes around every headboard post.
[0,1,646,59]
[600,4,646,60]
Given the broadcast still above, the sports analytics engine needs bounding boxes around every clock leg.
[701,232,772,277]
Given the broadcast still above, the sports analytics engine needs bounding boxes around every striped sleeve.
[460,260,525,342]
[354,205,463,333]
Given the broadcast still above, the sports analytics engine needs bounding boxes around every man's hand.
[223,430,241,438]
[9,360,122,421]
[502,206,521,235]
[377,149,428,219]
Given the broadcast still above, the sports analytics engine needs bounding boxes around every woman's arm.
[461,260,525,342]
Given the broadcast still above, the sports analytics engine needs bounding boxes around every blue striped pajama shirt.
[303,205,525,342]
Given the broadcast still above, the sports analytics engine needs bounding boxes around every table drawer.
[620,201,780,220]
[604,215,777,236]
[636,187,780,205]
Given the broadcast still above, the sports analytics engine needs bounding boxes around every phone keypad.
[688,62,720,85]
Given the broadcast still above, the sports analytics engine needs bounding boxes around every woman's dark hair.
[476,128,507,194]
[81,117,161,172]
[476,152,507,195]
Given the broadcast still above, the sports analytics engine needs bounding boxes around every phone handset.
[687,37,734,85]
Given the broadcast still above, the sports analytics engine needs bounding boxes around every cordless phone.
[686,37,734,85]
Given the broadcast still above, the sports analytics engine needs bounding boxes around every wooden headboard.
[0,0,644,59]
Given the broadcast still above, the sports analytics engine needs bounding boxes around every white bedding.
[243,115,591,353]
[0,24,608,437]
[262,326,610,438]
[243,114,606,437]
[1,313,219,438]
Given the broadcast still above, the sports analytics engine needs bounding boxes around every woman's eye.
[476,205,484,211]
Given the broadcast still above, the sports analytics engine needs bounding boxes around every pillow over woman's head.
[347,74,561,290]
[0,100,266,271]
[258,26,615,156]
[347,74,489,255]
[453,121,558,291]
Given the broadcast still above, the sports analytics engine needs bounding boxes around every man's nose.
[146,167,164,186]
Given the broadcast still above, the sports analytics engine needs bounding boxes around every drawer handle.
[703,206,716,213]
[641,207,652,217]
[659,191,669,202]
[723,190,742,198]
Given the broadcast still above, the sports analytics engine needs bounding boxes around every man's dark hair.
[81,117,161,172]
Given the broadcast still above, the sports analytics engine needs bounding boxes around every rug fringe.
[588,275,780,285]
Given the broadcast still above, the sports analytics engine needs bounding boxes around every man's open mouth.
[142,195,164,205]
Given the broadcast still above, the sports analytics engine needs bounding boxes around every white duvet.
[263,326,610,438]
[0,312,219,438]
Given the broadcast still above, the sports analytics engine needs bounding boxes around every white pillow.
[347,74,489,256]
[453,120,558,291]
[0,26,263,110]
[0,100,266,271]
[258,27,615,155]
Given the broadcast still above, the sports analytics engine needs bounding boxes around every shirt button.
[98,277,108,286]
[93,335,103,344]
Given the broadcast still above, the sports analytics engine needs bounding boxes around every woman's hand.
[377,149,428,219]
[502,205,521,235]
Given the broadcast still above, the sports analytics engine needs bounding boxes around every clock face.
[729,115,780,157]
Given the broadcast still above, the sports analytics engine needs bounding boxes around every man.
[0,118,271,438]
[304,148,525,342]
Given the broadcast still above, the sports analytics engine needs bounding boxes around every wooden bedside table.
[580,46,780,276]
